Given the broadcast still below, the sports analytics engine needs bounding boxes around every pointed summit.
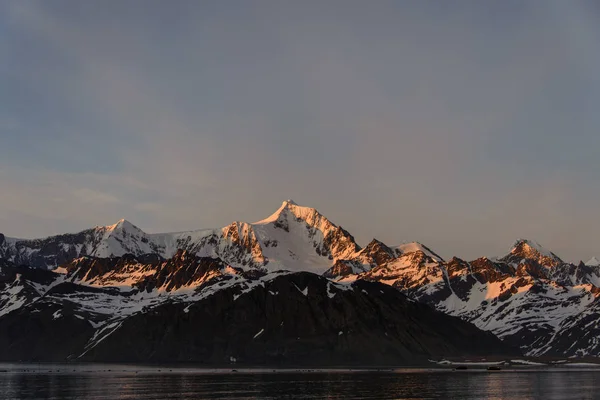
[251,200,361,270]
[394,242,444,262]
[254,200,320,225]
[114,218,129,228]
[358,239,396,266]
[104,219,139,232]
[365,238,391,250]
[585,257,600,267]
[501,239,563,268]
[509,239,560,259]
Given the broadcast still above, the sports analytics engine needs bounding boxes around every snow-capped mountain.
[501,239,564,271]
[0,200,360,274]
[336,239,600,357]
[0,219,164,269]
[1,199,600,359]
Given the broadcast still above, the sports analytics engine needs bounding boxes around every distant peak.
[103,219,139,232]
[114,218,129,227]
[394,242,444,262]
[503,238,563,266]
[512,238,538,249]
[363,238,394,254]
[366,238,387,247]
[510,239,553,256]
[585,257,600,267]
[254,199,321,225]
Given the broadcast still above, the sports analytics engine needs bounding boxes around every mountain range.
[2,200,598,362]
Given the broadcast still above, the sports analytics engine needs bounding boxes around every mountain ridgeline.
[2,200,598,362]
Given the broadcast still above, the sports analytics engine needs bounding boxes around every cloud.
[72,188,120,205]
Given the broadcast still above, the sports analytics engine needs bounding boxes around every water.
[1,364,600,399]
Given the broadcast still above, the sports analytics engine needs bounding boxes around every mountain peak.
[254,200,320,225]
[366,238,387,247]
[107,219,136,231]
[510,239,555,257]
[502,238,563,267]
[585,257,600,267]
[95,219,145,237]
[394,242,444,262]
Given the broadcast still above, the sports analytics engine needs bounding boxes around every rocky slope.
[2,200,599,358]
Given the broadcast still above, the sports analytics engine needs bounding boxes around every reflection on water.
[0,365,599,399]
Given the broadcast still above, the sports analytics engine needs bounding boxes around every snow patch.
[253,329,265,339]
[293,283,308,296]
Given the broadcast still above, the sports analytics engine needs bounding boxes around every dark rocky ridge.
[81,275,514,364]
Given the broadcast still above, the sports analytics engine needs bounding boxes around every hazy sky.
[1,1,600,261]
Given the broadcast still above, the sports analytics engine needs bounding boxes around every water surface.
[1,364,599,399]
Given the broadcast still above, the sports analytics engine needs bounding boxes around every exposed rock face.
[501,239,564,270]
[361,250,447,299]
[469,257,514,283]
[322,260,362,279]
[0,258,513,364]
[63,250,230,293]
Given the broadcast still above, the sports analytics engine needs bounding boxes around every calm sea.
[1,364,599,399]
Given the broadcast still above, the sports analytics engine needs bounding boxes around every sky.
[1,1,600,262]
